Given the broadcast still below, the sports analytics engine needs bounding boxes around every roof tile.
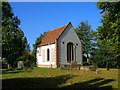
[38,25,67,46]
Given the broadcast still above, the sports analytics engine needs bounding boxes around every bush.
[7,67,14,71]
[2,62,7,69]
[2,58,8,69]
[82,62,89,66]
[24,60,31,68]
[18,52,36,68]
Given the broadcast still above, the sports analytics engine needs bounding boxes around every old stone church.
[36,22,82,68]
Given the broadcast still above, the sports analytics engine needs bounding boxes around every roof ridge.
[57,22,71,39]
[48,23,69,32]
[41,23,68,41]
[38,22,71,47]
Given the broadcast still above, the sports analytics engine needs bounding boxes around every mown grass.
[2,67,119,89]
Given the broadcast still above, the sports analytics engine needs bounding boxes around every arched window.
[67,42,74,63]
[47,49,50,61]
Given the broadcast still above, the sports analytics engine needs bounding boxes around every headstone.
[70,61,77,70]
[96,69,99,74]
[80,66,90,71]
[60,64,64,70]
[7,64,11,69]
[17,61,24,69]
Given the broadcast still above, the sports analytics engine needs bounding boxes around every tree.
[32,32,46,57]
[90,44,114,68]
[2,2,28,68]
[18,52,36,68]
[96,2,120,68]
[75,21,96,64]
[23,37,30,52]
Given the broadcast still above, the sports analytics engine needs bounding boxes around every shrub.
[24,60,31,68]
[18,52,36,68]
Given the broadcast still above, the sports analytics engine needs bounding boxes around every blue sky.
[9,2,102,50]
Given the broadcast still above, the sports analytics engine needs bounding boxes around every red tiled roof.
[38,24,67,46]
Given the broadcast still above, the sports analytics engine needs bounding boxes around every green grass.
[2,67,119,89]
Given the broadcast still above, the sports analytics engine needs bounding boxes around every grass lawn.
[2,67,119,89]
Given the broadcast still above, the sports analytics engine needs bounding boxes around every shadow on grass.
[2,74,76,89]
[62,78,115,90]
[2,69,32,74]
[2,74,116,90]
[2,70,24,74]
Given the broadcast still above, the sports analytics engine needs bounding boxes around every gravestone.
[17,61,24,69]
[70,61,77,70]
[96,68,100,74]
[60,64,65,70]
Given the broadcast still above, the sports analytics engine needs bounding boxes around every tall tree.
[2,2,28,68]
[75,21,95,63]
[96,2,120,68]
[32,32,46,57]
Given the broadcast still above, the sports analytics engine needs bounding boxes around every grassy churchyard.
[2,67,119,89]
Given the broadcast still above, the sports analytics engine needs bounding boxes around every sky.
[9,2,102,50]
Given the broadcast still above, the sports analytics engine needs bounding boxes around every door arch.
[67,42,74,63]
